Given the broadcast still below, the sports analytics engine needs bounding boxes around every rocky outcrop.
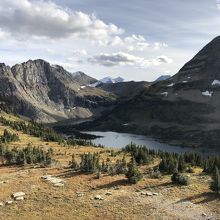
[0,59,116,122]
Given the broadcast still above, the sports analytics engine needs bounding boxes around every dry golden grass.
[0,112,219,220]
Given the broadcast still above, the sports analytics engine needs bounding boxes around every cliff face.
[0,59,116,122]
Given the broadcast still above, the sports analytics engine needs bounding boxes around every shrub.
[149,168,162,179]
[171,172,190,186]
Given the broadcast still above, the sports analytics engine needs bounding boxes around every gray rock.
[15,196,24,201]
[6,200,13,205]
[12,192,25,198]
[53,183,64,187]
[146,192,153,196]
[152,192,159,196]
[94,195,104,200]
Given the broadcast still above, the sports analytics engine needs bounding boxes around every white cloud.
[108,35,149,51]
[157,55,173,64]
[88,52,173,68]
[72,49,88,56]
[0,0,123,41]
[108,35,168,52]
[154,42,168,50]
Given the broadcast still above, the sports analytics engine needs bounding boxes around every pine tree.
[70,154,78,170]
[125,157,142,184]
[178,155,186,172]
[210,166,220,194]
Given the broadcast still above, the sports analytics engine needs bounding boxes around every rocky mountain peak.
[176,36,220,82]
[0,59,115,122]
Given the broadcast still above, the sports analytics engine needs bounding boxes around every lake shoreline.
[81,131,220,156]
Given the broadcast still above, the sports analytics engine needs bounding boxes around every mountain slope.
[155,75,171,81]
[72,71,97,85]
[97,81,150,101]
[0,60,116,123]
[77,36,220,148]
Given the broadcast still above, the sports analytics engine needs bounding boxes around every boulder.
[54,183,64,187]
[146,192,153,196]
[15,196,24,201]
[94,195,104,200]
[42,175,64,185]
[0,202,3,206]
[12,192,25,198]
[6,200,13,205]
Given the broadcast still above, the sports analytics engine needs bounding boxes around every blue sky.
[0,0,220,81]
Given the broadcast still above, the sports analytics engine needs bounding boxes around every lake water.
[83,131,220,155]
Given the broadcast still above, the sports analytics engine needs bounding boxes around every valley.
[62,36,220,149]
[1,1,220,220]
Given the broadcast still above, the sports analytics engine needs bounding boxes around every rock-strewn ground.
[0,151,219,220]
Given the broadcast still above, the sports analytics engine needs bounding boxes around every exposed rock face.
[0,59,115,122]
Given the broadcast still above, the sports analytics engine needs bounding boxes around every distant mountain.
[0,60,116,122]
[155,75,171,82]
[90,76,124,87]
[76,36,220,148]
[72,71,97,85]
[97,81,151,101]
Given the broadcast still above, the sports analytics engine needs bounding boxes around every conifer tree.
[70,154,78,170]
[126,157,142,184]
[210,166,220,194]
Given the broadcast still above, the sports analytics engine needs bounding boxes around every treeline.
[0,144,53,166]
[123,143,220,190]
[0,116,64,142]
[67,137,103,148]
[0,116,105,148]
[123,143,220,174]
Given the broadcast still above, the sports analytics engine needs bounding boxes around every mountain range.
[2,36,220,147]
[0,60,118,122]
[74,36,220,148]
[0,60,145,123]
[89,76,124,87]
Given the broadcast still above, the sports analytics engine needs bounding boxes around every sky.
[0,0,220,81]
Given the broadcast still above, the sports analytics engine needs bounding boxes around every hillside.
[72,71,98,85]
[0,111,219,220]
[76,36,220,148]
[0,60,116,123]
